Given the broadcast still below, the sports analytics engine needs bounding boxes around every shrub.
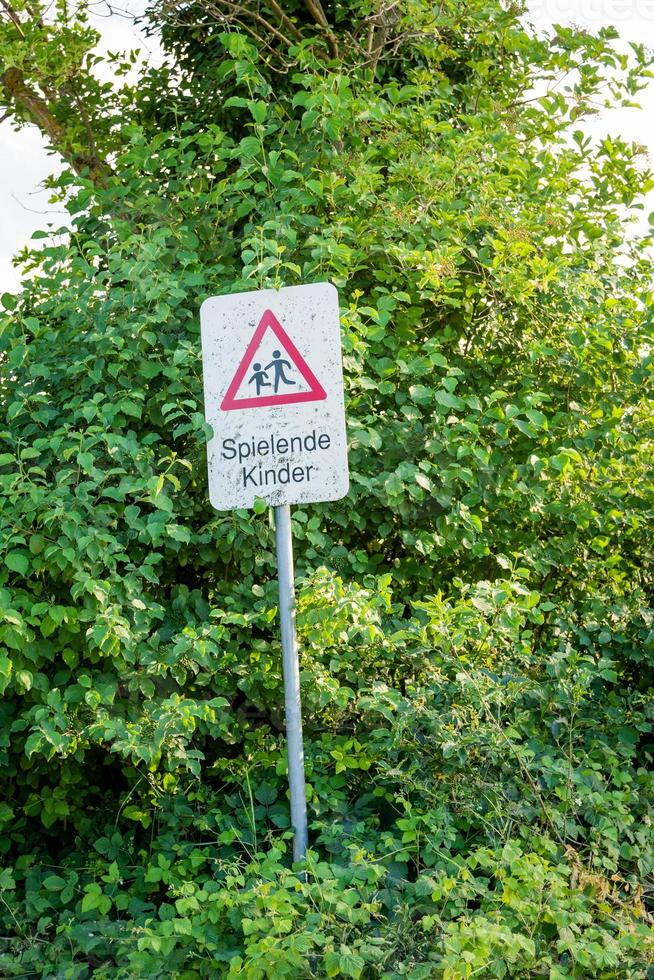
[1,0,653,974]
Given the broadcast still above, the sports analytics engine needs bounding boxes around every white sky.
[528,1,654,163]
[1,2,653,291]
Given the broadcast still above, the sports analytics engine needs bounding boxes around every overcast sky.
[1,1,653,292]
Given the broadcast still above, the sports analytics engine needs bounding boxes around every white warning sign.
[200,283,349,511]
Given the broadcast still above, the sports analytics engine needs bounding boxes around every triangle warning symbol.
[221,309,327,411]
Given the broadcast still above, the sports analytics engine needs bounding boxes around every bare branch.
[303,0,339,58]
[0,66,111,185]
[0,0,26,37]
[22,0,45,27]
[263,0,303,42]
[1,67,66,145]
[167,0,297,50]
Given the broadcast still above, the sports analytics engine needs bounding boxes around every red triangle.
[220,309,327,411]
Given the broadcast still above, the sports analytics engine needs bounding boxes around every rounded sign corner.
[199,296,217,319]
[331,476,350,503]
[208,494,225,513]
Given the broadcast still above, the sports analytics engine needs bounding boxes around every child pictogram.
[265,350,296,393]
[249,362,272,396]
[221,309,327,411]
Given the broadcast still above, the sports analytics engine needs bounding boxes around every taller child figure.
[266,350,296,393]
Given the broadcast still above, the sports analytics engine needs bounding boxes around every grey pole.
[274,504,308,864]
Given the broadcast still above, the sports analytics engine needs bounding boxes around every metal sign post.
[200,283,348,866]
[274,504,308,861]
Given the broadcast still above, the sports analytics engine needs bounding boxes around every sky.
[1,2,653,291]
[528,1,654,148]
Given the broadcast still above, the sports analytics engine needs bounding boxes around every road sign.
[200,283,349,867]
[200,283,349,511]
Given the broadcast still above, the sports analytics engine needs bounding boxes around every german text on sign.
[200,283,349,510]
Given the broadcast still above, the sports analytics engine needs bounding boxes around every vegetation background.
[0,0,653,976]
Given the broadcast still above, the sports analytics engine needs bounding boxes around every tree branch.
[1,67,66,144]
[189,0,297,50]
[0,0,26,37]
[364,0,402,72]
[0,66,110,185]
[303,0,339,58]
[264,0,303,41]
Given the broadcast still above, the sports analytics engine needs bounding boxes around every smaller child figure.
[248,363,271,396]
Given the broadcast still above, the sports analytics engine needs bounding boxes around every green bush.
[1,0,653,975]
[1,577,653,975]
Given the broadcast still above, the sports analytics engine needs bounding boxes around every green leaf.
[324,952,341,978]
[339,952,365,979]
[254,782,277,805]
[5,551,29,575]
[29,535,45,555]
[434,390,465,410]
[43,874,67,891]
[16,670,32,691]
[240,135,261,157]
[81,890,102,913]
[525,408,547,429]
[249,101,267,123]
[409,385,432,405]
[167,524,191,543]
[513,419,537,438]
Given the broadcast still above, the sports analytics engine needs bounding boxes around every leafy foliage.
[1,0,654,975]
